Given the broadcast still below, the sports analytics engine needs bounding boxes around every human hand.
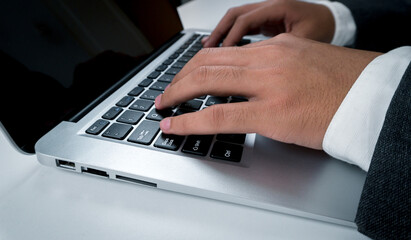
[155,34,381,150]
[202,0,336,47]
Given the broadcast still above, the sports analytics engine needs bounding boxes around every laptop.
[0,0,366,227]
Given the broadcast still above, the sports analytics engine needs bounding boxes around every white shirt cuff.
[323,47,411,171]
[312,1,356,46]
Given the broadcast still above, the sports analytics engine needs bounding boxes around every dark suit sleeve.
[334,0,411,52]
[354,61,411,239]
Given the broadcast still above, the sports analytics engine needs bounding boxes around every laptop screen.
[0,0,184,153]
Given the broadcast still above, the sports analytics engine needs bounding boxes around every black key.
[138,79,153,87]
[154,133,184,151]
[196,95,207,100]
[116,96,134,107]
[86,119,109,135]
[183,51,196,57]
[117,110,144,125]
[102,107,123,120]
[187,46,201,53]
[175,48,185,54]
[162,59,174,65]
[231,96,248,102]
[141,89,162,100]
[216,134,246,144]
[147,71,160,79]
[205,97,227,106]
[158,74,174,83]
[128,87,144,96]
[210,141,243,162]
[182,135,214,156]
[172,62,185,69]
[173,109,193,116]
[183,53,195,59]
[146,108,173,121]
[165,67,181,75]
[180,99,203,111]
[150,81,169,91]
[130,99,153,112]
[169,53,179,59]
[237,38,251,46]
[128,120,160,145]
[102,123,133,140]
[180,43,190,49]
[178,56,191,63]
[155,64,167,72]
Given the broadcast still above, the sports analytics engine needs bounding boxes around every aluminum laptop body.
[0,0,366,228]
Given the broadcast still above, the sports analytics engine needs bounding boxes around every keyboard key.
[117,110,144,125]
[102,123,133,140]
[155,64,167,72]
[141,89,162,100]
[216,134,246,144]
[128,87,144,96]
[172,62,185,69]
[237,39,251,46]
[158,74,174,83]
[187,46,201,53]
[130,99,153,111]
[165,67,181,75]
[183,51,196,57]
[102,107,123,120]
[178,56,191,63]
[86,119,109,135]
[175,48,185,54]
[154,133,184,151]
[128,120,160,145]
[205,97,227,106]
[116,96,134,107]
[231,96,248,102]
[169,53,179,59]
[182,135,214,156]
[196,95,207,100]
[147,71,160,79]
[162,59,174,65]
[173,109,193,116]
[146,108,173,121]
[138,79,153,87]
[180,99,203,111]
[150,81,169,91]
[210,141,243,162]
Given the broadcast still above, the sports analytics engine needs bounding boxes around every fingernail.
[155,94,162,108]
[160,118,171,132]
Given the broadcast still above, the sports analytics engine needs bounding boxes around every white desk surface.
[0,0,369,239]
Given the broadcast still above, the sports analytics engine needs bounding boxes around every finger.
[204,3,262,48]
[160,102,259,135]
[223,4,287,47]
[156,66,259,109]
[172,47,250,86]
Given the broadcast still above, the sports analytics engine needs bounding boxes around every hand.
[155,34,381,149]
[202,0,336,47]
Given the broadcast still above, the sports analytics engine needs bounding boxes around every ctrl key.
[210,141,243,162]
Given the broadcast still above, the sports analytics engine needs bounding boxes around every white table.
[0,0,369,239]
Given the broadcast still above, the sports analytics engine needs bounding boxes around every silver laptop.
[0,0,366,227]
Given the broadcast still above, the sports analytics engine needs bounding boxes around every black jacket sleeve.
[334,0,411,52]
[354,61,411,239]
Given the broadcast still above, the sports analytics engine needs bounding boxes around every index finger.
[203,3,261,48]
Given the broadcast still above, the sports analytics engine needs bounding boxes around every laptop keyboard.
[85,34,249,163]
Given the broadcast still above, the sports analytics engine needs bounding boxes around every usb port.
[56,159,75,170]
[81,167,109,178]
